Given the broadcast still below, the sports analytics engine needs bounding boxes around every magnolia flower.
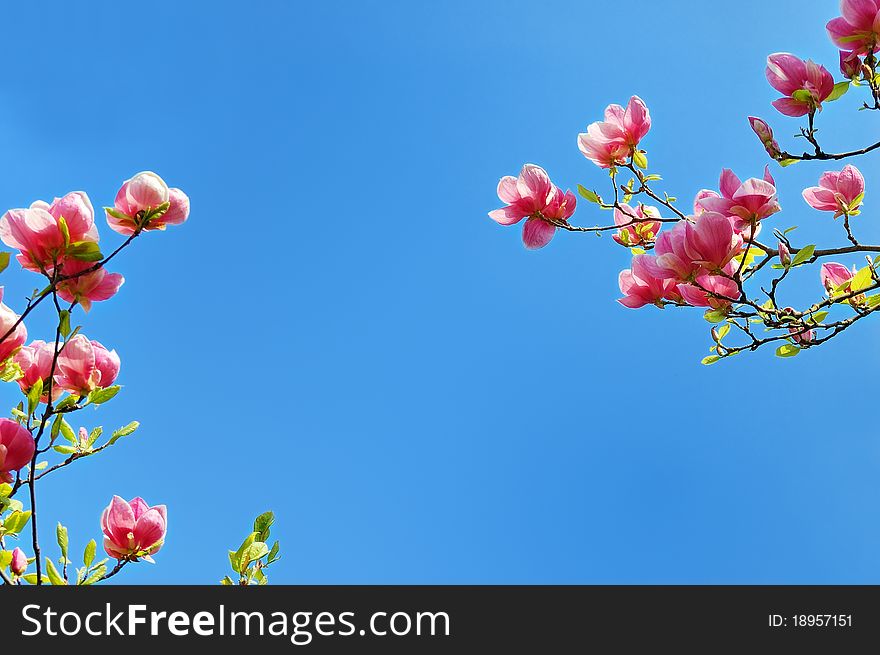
[56,260,125,312]
[489,164,576,250]
[14,340,61,402]
[612,204,662,247]
[682,212,744,272]
[789,325,814,344]
[639,221,700,281]
[0,418,34,484]
[617,255,681,309]
[827,0,880,55]
[0,192,99,273]
[678,272,740,310]
[10,547,27,576]
[821,262,856,295]
[101,496,167,560]
[840,49,862,78]
[0,288,27,363]
[577,96,651,168]
[695,167,780,231]
[55,335,120,396]
[748,117,782,159]
[765,53,835,116]
[106,172,190,235]
[802,164,865,216]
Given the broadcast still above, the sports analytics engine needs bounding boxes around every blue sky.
[1,0,879,583]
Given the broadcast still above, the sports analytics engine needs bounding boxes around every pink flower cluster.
[577,96,651,169]
[101,495,167,560]
[489,164,576,249]
[106,172,190,236]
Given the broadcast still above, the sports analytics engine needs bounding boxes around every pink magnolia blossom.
[802,164,865,216]
[14,340,61,402]
[106,172,190,235]
[840,49,862,78]
[56,260,125,312]
[0,288,27,363]
[617,254,681,308]
[821,262,856,294]
[612,204,662,247]
[827,0,880,55]
[55,335,120,396]
[748,117,782,159]
[577,96,651,168]
[10,547,27,576]
[0,192,99,272]
[489,164,576,249]
[101,495,167,560]
[642,213,743,281]
[678,272,740,310]
[0,418,34,484]
[695,167,780,231]
[765,53,835,116]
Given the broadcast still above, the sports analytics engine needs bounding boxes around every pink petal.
[521,217,555,250]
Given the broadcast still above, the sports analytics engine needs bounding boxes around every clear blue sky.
[1,0,878,583]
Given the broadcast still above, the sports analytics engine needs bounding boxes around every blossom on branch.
[56,260,125,312]
[612,204,662,247]
[14,340,61,402]
[101,495,167,560]
[0,289,26,363]
[765,52,835,116]
[617,254,681,308]
[577,96,651,168]
[827,0,880,55]
[0,191,99,273]
[695,167,780,233]
[489,164,576,249]
[55,334,120,396]
[105,172,190,235]
[0,418,34,483]
[802,164,865,216]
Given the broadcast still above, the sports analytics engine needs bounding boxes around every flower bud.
[10,547,27,576]
[777,241,791,267]
[748,117,781,159]
[839,50,861,79]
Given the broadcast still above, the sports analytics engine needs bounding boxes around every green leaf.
[220,576,234,586]
[576,185,600,203]
[243,542,269,567]
[59,310,71,338]
[58,216,70,249]
[701,355,721,365]
[104,207,129,221]
[267,540,280,564]
[108,421,139,445]
[0,251,10,274]
[228,550,241,574]
[59,419,76,444]
[26,378,43,415]
[827,80,850,102]
[56,523,69,559]
[715,324,730,340]
[850,265,873,292]
[88,386,120,405]
[86,427,102,448]
[81,564,106,585]
[632,150,648,169]
[66,241,103,262]
[791,244,815,267]
[21,573,43,585]
[783,226,798,234]
[53,445,77,455]
[83,539,96,568]
[2,510,32,535]
[776,344,801,358]
[778,158,799,167]
[703,308,728,324]
[253,511,275,540]
[45,558,66,585]
[791,89,813,103]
